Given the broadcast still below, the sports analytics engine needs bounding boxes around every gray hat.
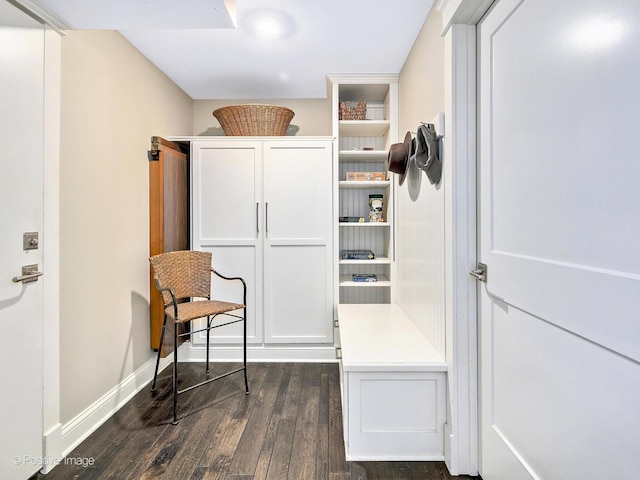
[415,123,441,185]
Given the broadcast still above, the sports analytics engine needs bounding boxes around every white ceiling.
[30,0,434,99]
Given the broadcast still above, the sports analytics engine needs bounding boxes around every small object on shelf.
[340,216,365,223]
[369,194,384,222]
[363,147,374,151]
[212,104,294,136]
[345,172,386,181]
[352,274,378,282]
[341,250,375,260]
[339,101,366,120]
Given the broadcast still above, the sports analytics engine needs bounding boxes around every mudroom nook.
[5,0,637,479]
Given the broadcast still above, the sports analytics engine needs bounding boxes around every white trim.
[41,26,62,475]
[442,23,480,477]
[8,0,70,33]
[42,423,62,475]
[437,3,494,475]
[179,343,338,363]
[346,454,445,462]
[436,0,495,35]
[60,355,172,457]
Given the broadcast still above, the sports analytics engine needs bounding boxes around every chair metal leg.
[172,322,179,425]
[243,308,249,395]
[151,315,168,392]
[206,316,211,374]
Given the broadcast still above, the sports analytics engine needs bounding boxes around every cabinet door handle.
[265,202,269,237]
[256,202,260,235]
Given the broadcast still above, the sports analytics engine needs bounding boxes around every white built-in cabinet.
[329,75,399,305]
[327,76,447,462]
[190,138,334,348]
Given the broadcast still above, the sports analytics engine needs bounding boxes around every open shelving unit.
[329,74,398,306]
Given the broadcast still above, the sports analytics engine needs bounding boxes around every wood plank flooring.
[34,363,480,480]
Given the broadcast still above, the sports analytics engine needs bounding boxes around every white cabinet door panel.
[191,141,263,343]
[195,142,262,241]
[264,141,333,240]
[192,245,262,343]
[264,244,332,343]
[263,141,333,343]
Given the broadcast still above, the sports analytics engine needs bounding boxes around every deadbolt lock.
[23,232,39,250]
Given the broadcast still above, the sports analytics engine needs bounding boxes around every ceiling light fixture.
[242,8,294,40]
[254,16,282,39]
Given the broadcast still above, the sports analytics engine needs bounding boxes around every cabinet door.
[191,141,263,343]
[263,140,334,343]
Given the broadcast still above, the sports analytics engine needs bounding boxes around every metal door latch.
[469,262,487,283]
[12,264,44,284]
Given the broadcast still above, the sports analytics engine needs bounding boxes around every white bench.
[336,303,448,461]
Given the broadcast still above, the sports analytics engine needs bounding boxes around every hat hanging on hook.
[385,131,414,186]
[415,123,442,185]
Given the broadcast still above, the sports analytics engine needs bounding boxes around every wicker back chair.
[149,250,249,424]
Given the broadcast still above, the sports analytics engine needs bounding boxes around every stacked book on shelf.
[339,216,365,223]
[341,250,375,260]
[352,274,378,282]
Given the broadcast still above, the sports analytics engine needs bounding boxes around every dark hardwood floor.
[35,363,479,480]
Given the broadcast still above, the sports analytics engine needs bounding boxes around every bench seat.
[336,303,448,461]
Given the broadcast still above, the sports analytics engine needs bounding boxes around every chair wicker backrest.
[149,250,212,305]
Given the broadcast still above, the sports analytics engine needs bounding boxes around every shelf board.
[339,120,390,137]
[339,180,390,189]
[339,222,390,227]
[339,150,388,163]
[339,274,391,287]
[339,256,390,265]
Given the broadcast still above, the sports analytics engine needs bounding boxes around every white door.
[263,140,333,343]
[0,2,45,478]
[478,0,640,478]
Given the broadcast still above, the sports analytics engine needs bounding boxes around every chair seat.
[165,299,245,323]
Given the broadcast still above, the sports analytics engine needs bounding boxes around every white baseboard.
[179,342,338,363]
[346,454,445,462]
[41,423,62,474]
[60,354,172,457]
[445,423,458,475]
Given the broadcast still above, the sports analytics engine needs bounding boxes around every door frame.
[434,0,494,475]
[33,16,62,474]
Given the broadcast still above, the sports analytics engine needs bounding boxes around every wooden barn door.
[149,137,188,356]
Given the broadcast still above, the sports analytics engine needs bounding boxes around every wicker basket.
[339,101,366,120]
[212,104,295,136]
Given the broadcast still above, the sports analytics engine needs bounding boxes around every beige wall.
[397,6,446,355]
[194,98,332,136]
[59,30,193,423]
